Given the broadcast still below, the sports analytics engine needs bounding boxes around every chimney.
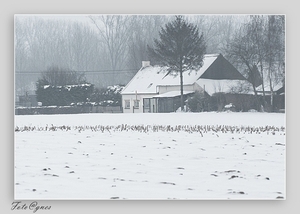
[142,61,150,67]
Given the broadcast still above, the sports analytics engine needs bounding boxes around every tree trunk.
[180,66,184,111]
[244,61,261,111]
[252,83,261,111]
[269,69,274,112]
[259,62,267,107]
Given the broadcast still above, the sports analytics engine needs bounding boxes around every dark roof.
[199,54,246,80]
[276,86,285,95]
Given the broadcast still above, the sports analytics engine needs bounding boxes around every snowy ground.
[14,112,285,200]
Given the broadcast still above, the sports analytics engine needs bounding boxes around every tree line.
[15,15,246,91]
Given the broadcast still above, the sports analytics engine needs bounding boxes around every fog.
[15,14,280,99]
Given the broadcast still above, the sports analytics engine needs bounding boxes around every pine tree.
[148,15,206,111]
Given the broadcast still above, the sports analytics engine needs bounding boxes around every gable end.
[200,54,246,80]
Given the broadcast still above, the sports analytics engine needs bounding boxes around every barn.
[121,54,250,113]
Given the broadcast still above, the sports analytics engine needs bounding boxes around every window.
[134,100,140,109]
[143,98,150,108]
[125,100,130,109]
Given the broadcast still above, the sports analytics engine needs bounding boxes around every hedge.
[36,84,94,106]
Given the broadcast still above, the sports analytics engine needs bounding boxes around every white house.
[121,54,250,113]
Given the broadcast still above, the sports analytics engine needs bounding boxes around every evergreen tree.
[148,15,206,111]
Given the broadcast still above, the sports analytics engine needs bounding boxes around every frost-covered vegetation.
[15,123,285,136]
[35,77,124,107]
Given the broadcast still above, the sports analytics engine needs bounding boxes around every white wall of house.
[158,85,190,94]
[122,83,205,113]
[122,93,157,113]
[193,82,205,93]
[158,83,202,94]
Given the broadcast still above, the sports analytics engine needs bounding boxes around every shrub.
[187,91,211,112]
[36,83,94,106]
[90,85,124,107]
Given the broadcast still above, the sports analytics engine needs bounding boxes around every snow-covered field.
[14,112,285,200]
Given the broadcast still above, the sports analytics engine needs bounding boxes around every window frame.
[124,100,130,109]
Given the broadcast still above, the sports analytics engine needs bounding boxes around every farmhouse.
[121,54,250,113]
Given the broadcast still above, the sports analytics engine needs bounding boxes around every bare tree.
[226,15,285,111]
[226,24,262,110]
[40,65,86,86]
[264,15,285,110]
[189,15,246,54]
[127,15,168,70]
[89,15,134,84]
[15,16,108,94]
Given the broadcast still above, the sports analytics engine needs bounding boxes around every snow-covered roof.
[121,54,248,96]
[153,90,194,98]
[256,82,283,92]
[121,54,219,95]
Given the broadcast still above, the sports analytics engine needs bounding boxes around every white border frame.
[3,0,297,214]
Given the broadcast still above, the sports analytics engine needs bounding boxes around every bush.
[90,85,124,107]
[184,91,285,113]
[187,91,211,112]
[36,83,94,106]
[35,66,92,106]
